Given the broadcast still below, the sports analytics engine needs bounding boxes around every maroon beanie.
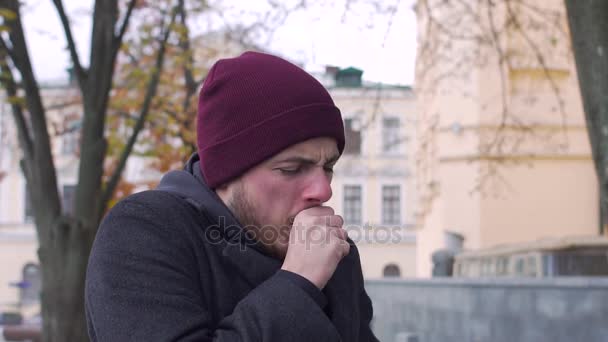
[197,51,345,188]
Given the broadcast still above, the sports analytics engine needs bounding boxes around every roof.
[337,67,363,75]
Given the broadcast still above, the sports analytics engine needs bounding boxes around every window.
[382,185,401,225]
[497,257,509,275]
[382,117,401,153]
[383,263,401,277]
[343,185,362,225]
[20,263,41,305]
[62,185,76,215]
[343,118,361,155]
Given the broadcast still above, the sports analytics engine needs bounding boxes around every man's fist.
[281,206,350,289]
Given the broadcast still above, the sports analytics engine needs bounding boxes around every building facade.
[318,67,418,278]
[414,0,600,276]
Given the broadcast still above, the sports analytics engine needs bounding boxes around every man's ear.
[214,182,228,195]
[214,180,235,204]
[215,183,229,191]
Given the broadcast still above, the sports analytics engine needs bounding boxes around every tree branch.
[112,0,137,59]
[72,0,120,225]
[0,39,33,160]
[52,0,87,89]
[100,8,177,212]
[483,0,510,154]
[514,0,563,30]
[422,0,484,42]
[177,0,198,109]
[0,0,62,235]
[381,0,401,47]
[161,109,195,151]
[1,0,56,164]
[505,0,567,132]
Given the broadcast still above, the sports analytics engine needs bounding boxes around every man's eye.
[324,167,334,174]
[278,168,300,175]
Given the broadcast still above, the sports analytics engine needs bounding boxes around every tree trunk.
[39,219,97,342]
[565,0,608,235]
[39,2,120,338]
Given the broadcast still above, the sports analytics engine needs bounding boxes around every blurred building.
[317,67,418,278]
[414,0,600,276]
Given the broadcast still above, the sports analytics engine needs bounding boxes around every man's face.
[217,137,340,259]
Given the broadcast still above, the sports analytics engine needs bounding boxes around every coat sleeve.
[358,286,379,342]
[85,195,342,342]
[352,244,380,342]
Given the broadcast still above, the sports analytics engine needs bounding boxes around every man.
[85,51,379,341]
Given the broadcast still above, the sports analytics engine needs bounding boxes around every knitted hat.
[197,51,345,188]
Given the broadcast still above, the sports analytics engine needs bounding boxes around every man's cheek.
[279,226,291,242]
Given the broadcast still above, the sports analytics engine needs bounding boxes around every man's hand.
[281,206,350,289]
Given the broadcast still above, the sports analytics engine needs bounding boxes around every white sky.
[20,0,417,85]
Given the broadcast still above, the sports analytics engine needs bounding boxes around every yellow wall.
[357,241,417,278]
[480,159,597,247]
[414,0,598,276]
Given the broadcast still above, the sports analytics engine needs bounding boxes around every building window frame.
[381,116,402,155]
[381,184,402,225]
[343,117,362,156]
[343,184,363,226]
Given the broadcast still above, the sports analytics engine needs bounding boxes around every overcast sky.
[20,0,417,85]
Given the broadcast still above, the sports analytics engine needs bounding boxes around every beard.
[226,181,291,259]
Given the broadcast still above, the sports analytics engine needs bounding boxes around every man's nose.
[304,168,333,204]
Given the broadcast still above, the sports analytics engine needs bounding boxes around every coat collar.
[156,153,281,282]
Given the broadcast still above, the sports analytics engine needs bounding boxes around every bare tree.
[0,0,176,339]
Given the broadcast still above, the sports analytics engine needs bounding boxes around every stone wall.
[365,277,608,342]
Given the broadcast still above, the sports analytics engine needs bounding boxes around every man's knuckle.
[335,215,344,226]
